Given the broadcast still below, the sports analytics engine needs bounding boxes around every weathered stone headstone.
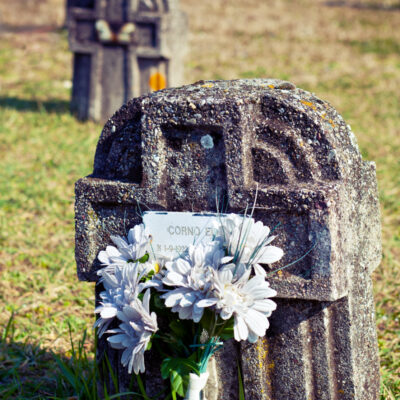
[67,0,187,122]
[75,79,381,399]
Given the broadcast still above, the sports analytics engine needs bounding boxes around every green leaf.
[138,253,150,263]
[238,359,245,400]
[104,353,120,393]
[108,392,148,399]
[54,356,78,389]
[170,370,184,396]
[136,374,151,400]
[169,320,187,338]
[161,357,201,398]
[146,270,155,279]
[220,318,235,340]
[152,293,166,310]
[161,358,172,379]
[199,308,214,332]
[161,357,200,379]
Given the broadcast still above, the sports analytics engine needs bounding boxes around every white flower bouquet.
[95,213,283,399]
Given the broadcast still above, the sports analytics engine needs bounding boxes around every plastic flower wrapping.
[95,213,283,399]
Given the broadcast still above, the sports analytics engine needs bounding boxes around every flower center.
[223,283,249,307]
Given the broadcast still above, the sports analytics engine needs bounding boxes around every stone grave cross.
[68,0,186,121]
[75,79,381,399]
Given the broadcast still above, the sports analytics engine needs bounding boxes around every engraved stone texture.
[67,0,187,122]
[75,79,381,399]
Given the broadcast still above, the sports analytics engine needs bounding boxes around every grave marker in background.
[75,79,381,399]
[67,0,187,122]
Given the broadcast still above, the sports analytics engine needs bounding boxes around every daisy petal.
[234,315,249,341]
[197,298,218,308]
[256,246,284,264]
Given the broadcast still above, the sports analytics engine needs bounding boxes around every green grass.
[0,31,100,397]
[0,0,399,398]
[345,38,400,56]
[0,315,143,399]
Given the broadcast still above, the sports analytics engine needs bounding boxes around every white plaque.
[143,211,225,259]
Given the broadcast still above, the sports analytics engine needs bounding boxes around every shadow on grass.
[325,1,400,10]
[0,97,71,115]
[0,24,63,34]
[0,315,147,400]
[0,338,79,399]
[0,314,96,399]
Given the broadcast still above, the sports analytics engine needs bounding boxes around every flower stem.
[215,321,228,338]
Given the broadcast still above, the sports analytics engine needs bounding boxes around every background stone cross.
[67,0,186,121]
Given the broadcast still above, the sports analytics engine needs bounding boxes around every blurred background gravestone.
[67,0,187,122]
[75,79,382,399]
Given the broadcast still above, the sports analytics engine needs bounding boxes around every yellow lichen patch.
[149,72,166,91]
[277,270,283,277]
[264,341,275,391]
[301,100,316,110]
[268,84,275,89]
[87,209,98,223]
[201,83,214,88]
[320,112,336,127]
[256,338,273,371]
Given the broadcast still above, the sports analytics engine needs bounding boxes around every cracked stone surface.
[75,79,381,399]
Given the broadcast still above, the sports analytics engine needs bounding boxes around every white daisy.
[107,289,158,374]
[95,262,157,336]
[160,242,226,322]
[97,224,151,277]
[198,267,277,343]
[217,214,283,271]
